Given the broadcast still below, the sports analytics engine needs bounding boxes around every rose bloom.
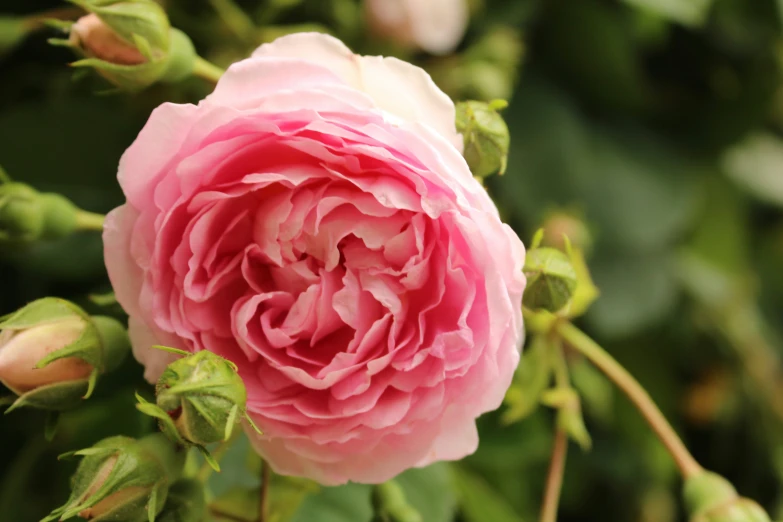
[365,0,469,55]
[104,33,525,485]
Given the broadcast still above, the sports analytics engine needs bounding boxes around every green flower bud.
[456,100,511,179]
[371,481,422,522]
[0,298,130,413]
[136,349,259,470]
[155,479,207,522]
[685,472,772,522]
[0,183,80,242]
[522,246,579,313]
[52,0,197,91]
[42,433,186,522]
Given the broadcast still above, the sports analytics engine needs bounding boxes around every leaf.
[620,0,714,26]
[723,132,783,209]
[395,463,457,522]
[451,465,519,522]
[586,250,679,338]
[289,483,372,522]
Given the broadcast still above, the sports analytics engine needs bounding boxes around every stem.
[193,56,225,84]
[556,320,703,479]
[75,210,105,231]
[539,341,570,522]
[258,460,270,522]
[540,431,568,522]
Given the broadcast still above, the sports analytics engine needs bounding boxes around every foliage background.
[1,0,783,521]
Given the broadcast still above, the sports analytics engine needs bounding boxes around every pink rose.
[365,0,469,55]
[104,33,525,485]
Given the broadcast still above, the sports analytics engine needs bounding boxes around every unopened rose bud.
[541,213,593,253]
[685,472,772,522]
[523,244,579,314]
[71,13,146,65]
[136,349,259,469]
[42,433,186,522]
[156,479,207,522]
[455,100,510,179]
[364,0,469,55]
[0,183,80,242]
[0,298,129,413]
[53,0,197,91]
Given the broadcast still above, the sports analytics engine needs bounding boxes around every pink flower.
[104,33,525,485]
[365,0,469,55]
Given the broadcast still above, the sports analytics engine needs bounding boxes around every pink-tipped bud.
[0,317,92,394]
[365,0,469,55]
[70,14,146,65]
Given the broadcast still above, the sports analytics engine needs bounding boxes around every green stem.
[554,319,703,479]
[75,210,105,231]
[193,56,225,83]
[259,460,269,522]
[539,340,570,522]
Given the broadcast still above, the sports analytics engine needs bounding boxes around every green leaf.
[290,483,372,522]
[620,0,714,26]
[451,465,519,522]
[396,464,457,522]
[723,133,783,209]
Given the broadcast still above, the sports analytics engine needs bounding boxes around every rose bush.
[103,32,525,484]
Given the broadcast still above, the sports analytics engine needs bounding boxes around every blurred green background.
[2,0,783,521]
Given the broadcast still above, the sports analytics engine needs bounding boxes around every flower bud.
[364,0,469,55]
[155,479,207,522]
[541,212,593,253]
[0,183,80,243]
[522,246,579,313]
[455,100,511,179]
[42,433,186,522]
[136,349,259,469]
[685,472,772,522]
[0,298,130,412]
[53,0,197,91]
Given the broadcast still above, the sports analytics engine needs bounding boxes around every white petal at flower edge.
[251,33,462,151]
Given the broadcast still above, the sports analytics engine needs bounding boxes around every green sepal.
[502,334,554,423]
[197,445,220,472]
[4,379,90,413]
[541,388,593,450]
